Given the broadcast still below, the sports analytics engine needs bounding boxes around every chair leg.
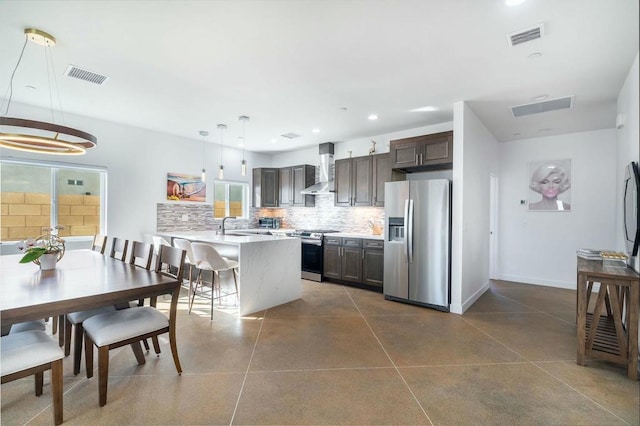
[50,359,64,425]
[211,271,217,321]
[189,271,201,313]
[152,336,161,355]
[130,341,146,365]
[64,317,72,357]
[98,346,110,407]
[35,371,44,396]
[57,316,65,347]
[52,316,57,335]
[232,268,239,302]
[73,323,84,375]
[85,332,94,379]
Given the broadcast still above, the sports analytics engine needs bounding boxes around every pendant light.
[217,124,227,180]
[239,115,249,176]
[0,28,97,155]
[199,130,208,181]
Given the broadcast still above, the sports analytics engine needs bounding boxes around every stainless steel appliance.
[258,217,281,229]
[383,179,451,311]
[289,229,339,282]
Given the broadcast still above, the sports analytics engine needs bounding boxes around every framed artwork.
[528,159,571,211]
[166,173,206,202]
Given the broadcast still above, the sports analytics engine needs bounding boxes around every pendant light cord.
[1,37,28,116]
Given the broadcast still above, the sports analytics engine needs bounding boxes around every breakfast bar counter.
[158,231,301,316]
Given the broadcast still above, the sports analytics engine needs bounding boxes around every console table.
[576,257,639,380]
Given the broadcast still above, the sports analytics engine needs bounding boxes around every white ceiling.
[0,0,637,153]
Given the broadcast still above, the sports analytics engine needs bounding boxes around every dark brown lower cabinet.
[323,237,383,290]
[362,239,384,288]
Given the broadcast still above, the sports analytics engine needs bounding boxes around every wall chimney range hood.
[301,142,335,194]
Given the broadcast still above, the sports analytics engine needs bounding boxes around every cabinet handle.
[420,153,424,164]
[415,154,419,165]
[362,250,364,260]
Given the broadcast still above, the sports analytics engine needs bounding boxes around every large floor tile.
[367,313,525,366]
[233,369,430,425]
[464,288,537,314]
[29,373,245,425]
[401,363,628,425]
[463,312,577,361]
[266,286,360,318]
[492,282,577,313]
[537,360,640,425]
[346,287,442,316]
[250,316,391,371]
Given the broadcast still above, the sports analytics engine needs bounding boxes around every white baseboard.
[450,281,490,315]
[497,274,575,290]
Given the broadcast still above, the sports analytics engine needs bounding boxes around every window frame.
[213,179,249,219]
[0,157,108,243]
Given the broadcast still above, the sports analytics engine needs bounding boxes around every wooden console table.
[576,257,639,380]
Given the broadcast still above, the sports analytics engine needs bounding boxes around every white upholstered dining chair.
[1,330,65,425]
[82,244,186,406]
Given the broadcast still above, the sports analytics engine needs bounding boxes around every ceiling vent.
[507,23,545,47]
[64,65,109,85]
[281,132,301,139]
[510,96,574,118]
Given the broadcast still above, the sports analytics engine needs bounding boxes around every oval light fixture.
[0,29,97,156]
[410,106,438,112]
[368,114,378,121]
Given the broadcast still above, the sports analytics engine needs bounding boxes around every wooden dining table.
[1,249,181,331]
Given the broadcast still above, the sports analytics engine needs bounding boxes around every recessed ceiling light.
[528,52,543,59]
[368,114,378,121]
[531,94,548,101]
[271,139,277,143]
[312,128,320,133]
[505,0,526,6]
[410,106,437,112]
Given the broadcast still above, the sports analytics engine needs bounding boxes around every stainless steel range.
[289,229,339,282]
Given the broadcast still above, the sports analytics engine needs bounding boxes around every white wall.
[450,102,499,314]
[616,53,640,272]
[0,102,272,242]
[498,129,617,288]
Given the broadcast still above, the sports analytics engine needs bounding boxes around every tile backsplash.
[157,196,384,235]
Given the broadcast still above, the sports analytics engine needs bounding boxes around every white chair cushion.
[197,258,238,272]
[67,305,117,324]
[83,307,169,347]
[1,330,64,377]
[9,320,46,334]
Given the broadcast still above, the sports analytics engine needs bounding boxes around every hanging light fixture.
[199,130,208,181]
[217,124,227,180]
[0,28,97,155]
[239,115,249,176]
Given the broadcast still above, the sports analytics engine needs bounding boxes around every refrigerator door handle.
[403,199,410,261]
[408,199,414,263]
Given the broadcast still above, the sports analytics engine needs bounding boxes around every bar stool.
[190,242,239,320]
[173,238,198,296]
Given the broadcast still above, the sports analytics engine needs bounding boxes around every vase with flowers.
[18,226,66,270]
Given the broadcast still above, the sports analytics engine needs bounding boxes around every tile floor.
[2,280,639,425]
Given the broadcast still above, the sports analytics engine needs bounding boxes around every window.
[213,180,249,219]
[1,159,106,242]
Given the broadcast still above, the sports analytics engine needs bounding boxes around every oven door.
[301,239,323,282]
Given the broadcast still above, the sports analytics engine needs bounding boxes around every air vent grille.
[64,65,109,85]
[511,96,573,118]
[281,132,301,139]
[507,23,544,47]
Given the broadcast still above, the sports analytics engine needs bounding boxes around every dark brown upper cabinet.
[252,168,279,208]
[279,164,315,207]
[390,131,453,171]
[335,156,372,207]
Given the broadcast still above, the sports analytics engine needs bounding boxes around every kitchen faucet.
[221,216,236,235]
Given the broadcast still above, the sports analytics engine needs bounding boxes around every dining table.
[1,249,181,333]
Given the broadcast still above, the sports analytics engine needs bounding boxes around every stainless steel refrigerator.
[383,179,451,311]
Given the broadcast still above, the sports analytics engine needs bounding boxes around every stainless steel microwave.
[258,217,281,229]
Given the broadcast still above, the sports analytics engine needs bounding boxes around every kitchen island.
[159,231,301,316]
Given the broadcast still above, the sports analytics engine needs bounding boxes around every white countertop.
[158,230,298,245]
